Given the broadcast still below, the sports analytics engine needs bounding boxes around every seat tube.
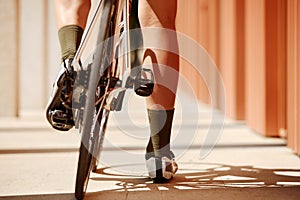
[123,0,131,72]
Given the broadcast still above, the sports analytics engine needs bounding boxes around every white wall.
[0,0,19,117]
[19,0,60,116]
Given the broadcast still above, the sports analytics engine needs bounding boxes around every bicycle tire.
[74,0,115,199]
[92,108,110,172]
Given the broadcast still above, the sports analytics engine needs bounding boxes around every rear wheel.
[74,0,115,199]
[92,109,110,172]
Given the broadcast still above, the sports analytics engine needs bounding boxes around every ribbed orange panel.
[276,0,287,138]
[195,0,210,104]
[287,0,300,155]
[245,0,266,134]
[218,0,245,120]
[265,0,283,136]
[297,0,300,155]
[245,0,287,137]
[287,0,298,153]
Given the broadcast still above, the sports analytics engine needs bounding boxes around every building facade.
[0,0,299,155]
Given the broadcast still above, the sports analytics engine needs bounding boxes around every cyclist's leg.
[138,0,179,181]
[55,0,91,60]
[46,0,91,131]
[55,0,91,30]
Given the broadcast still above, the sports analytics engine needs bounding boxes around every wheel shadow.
[86,162,300,200]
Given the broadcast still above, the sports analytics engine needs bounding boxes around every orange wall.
[245,0,287,137]
[177,0,210,104]
[177,0,286,135]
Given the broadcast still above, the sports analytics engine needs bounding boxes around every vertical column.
[196,0,210,104]
[235,0,246,120]
[264,0,287,136]
[276,0,287,137]
[245,0,287,137]
[297,0,300,155]
[264,0,278,136]
[207,0,221,110]
[287,0,300,155]
[218,0,245,119]
[0,0,19,117]
[245,0,266,134]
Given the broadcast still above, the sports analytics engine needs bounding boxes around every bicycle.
[71,0,153,199]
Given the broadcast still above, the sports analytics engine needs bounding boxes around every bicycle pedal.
[134,68,154,97]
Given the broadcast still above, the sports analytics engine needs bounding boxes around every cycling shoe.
[46,59,76,131]
[145,151,178,183]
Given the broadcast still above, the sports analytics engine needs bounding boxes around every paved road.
[0,91,300,199]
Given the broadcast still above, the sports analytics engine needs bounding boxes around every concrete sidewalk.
[0,91,300,200]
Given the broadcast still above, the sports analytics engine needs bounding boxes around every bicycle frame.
[74,0,131,87]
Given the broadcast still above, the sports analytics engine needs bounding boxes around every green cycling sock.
[58,25,84,61]
[146,109,174,159]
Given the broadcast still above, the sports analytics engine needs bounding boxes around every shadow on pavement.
[86,162,300,200]
[1,162,299,200]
